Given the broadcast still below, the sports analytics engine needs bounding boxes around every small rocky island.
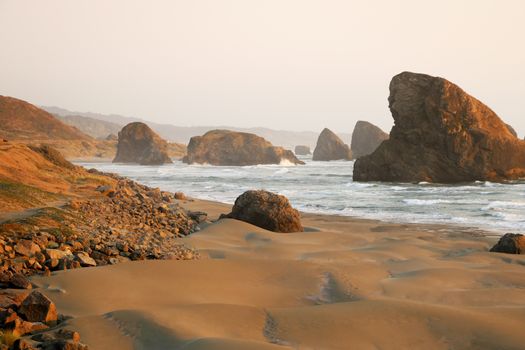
[354,72,525,183]
[294,145,311,156]
[312,128,352,161]
[113,122,172,165]
[350,121,388,159]
[183,129,304,166]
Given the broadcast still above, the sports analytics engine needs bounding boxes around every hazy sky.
[1,0,524,135]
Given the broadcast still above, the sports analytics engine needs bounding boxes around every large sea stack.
[183,130,304,166]
[353,72,525,183]
[113,122,172,165]
[312,128,352,161]
[350,121,389,159]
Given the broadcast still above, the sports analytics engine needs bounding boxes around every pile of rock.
[0,171,202,277]
[0,290,88,349]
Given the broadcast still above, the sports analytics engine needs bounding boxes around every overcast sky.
[1,0,524,135]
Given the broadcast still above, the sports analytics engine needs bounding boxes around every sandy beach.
[29,199,525,350]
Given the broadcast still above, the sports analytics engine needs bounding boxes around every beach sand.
[31,199,525,350]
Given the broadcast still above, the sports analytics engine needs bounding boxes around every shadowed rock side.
[220,190,303,233]
[294,145,311,155]
[506,124,518,138]
[183,130,304,166]
[113,122,172,165]
[490,233,525,254]
[354,72,525,183]
[312,128,352,161]
[350,121,389,159]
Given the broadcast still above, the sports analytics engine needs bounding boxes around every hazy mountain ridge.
[55,115,122,139]
[42,106,352,149]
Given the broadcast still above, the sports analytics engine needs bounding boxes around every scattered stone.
[490,233,525,254]
[174,192,186,200]
[221,190,303,233]
[14,240,41,257]
[74,252,96,267]
[312,128,352,161]
[188,211,207,224]
[9,274,32,290]
[18,291,58,323]
[45,250,72,261]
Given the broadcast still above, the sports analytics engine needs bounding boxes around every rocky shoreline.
[0,168,208,349]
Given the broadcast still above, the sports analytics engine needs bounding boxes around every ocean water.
[78,158,525,234]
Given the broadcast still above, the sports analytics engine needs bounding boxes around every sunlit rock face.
[354,72,525,183]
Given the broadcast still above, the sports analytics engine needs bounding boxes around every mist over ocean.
[79,158,525,234]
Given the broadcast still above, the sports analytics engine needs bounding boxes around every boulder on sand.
[183,130,304,166]
[113,122,172,165]
[490,233,525,254]
[220,190,303,233]
[350,121,389,159]
[312,128,352,161]
[294,145,311,156]
[353,72,525,183]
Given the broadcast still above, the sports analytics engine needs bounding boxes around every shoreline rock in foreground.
[490,233,525,254]
[350,121,388,159]
[183,130,304,166]
[221,190,303,233]
[354,72,525,183]
[312,128,352,161]
[113,122,172,165]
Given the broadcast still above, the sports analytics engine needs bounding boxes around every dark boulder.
[183,130,304,166]
[113,122,172,165]
[350,121,389,159]
[354,72,525,183]
[294,145,311,156]
[490,233,525,254]
[18,291,58,323]
[312,128,352,161]
[221,190,303,233]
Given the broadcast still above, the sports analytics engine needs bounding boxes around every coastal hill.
[0,96,115,159]
[0,96,89,141]
[0,96,185,160]
[55,114,122,139]
[42,106,352,149]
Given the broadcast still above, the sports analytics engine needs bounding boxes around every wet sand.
[31,199,525,350]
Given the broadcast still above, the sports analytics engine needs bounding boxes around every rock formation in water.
[353,72,525,183]
[350,121,389,159]
[220,190,303,232]
[182,130,304,166]
[490,233,525,254]
[312,128,352,161]
[113,122,172,165]
[294,145,311,155]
